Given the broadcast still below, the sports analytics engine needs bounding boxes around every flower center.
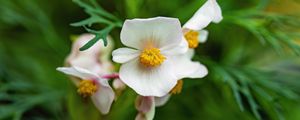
[77,80,98,97]
[169,80,183,94]
[139,48,166,67]
[184,30,199,48]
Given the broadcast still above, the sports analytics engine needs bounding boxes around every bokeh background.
[1,0,300,120]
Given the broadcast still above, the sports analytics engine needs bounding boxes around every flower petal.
[198,30,209,43]
[119,58,178,97]
[135,96,154,113]
[160,37,188,56]
[121,17,183,49]
[135,113,146,120]
[112,48,140,63]
[171,56,208,79]
[183,0,223,30]
[145,99,155,120]
[112,78,126,90]
[99,36,115,62]
[135,96,155,120]
[66,34,104,62]
[56,66,98,80]
[135,107,155,120]
[91,84,115,114]
[184,15,211,31]
[186,63,208,78]
[186,49,195,59]
[65,34,114,75]
[66,34,95,61]
[210,0,223,23]
[155,94,171,107]
[68,57,105,75]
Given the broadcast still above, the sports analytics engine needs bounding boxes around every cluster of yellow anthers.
[139,47,166,67]
[77,80,98,97]
[170,80,183,95]
[184,30,200,48]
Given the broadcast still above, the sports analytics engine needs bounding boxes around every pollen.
[77,80,98,97]
[184,30,199,48]
[170,80,183,95]
[139,48,166,67]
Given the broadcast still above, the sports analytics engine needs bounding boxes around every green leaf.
[79,33,102,51]
[79,25,113,51]
[72,0,121,50]
[70,16,111,27]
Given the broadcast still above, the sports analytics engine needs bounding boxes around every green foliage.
[200,58,299,120]
[226,11,300,56]
[184,1,300,119]
[195,3,299,119]
[71,0,122,51]
[0,0,69,119]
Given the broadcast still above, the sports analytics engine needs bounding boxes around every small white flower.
[57,66,115,114]
[183,0,223,46]
[112,17,193,97]
[58,34,116,114]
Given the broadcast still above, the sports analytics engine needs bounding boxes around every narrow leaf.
[79,34,101,51]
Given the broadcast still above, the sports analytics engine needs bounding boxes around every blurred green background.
[1,0,300,120]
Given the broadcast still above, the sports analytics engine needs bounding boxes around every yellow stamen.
[170,80,183,94]
[139,48,166,67]
[184,30,199,48]
[77,80,98,97]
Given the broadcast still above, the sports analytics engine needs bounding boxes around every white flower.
[58,34,116,114]
[57,66,115,114]
[183,0,223,46]
[132,0,222,118]
[112,17,194,97]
